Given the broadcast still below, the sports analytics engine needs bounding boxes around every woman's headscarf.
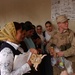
[0,22,17,43]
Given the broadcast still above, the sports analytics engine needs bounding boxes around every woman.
[0,22,37,75]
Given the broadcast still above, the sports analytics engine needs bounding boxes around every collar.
[6,41,20,50]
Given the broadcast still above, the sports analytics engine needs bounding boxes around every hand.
[27,60,32,67]
[44,41,47,45]
[60,70,68,75]
[57,51,64,57]
[37,48,42,54]
[72,73,75,75]
[30,48,38,54]
[49,47,57,57]
[44,40,49,45]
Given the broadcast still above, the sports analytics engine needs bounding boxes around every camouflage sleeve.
[63,36,75,57]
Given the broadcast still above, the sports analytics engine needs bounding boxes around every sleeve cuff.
[21,63,31,74]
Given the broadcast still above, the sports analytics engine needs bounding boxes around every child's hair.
[24,21,34,31]
[45,21,52,26]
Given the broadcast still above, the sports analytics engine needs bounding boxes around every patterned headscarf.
[0,22,17,43]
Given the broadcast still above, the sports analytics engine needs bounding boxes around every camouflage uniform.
[47,29,75,75]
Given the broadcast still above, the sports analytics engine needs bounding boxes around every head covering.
[0,22,17,43]
[56,15,69,23]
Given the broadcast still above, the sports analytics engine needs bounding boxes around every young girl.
[0,22,37,75]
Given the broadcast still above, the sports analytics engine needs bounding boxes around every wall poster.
[51,0,75,20]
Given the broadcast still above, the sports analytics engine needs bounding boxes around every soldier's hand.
[60,70,68,75]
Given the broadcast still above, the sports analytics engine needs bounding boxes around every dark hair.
[14,22,26,31]
[25,21,32,25]
[20,22,26,30]
[31,33,40,40]
[24,21,34,31]
[32,25,35,29]
[13,22,21,31]
[45,21,52,26]
[36,25,42,29]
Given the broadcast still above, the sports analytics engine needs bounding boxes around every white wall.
[0,0,75,32]
[0,0,51,29]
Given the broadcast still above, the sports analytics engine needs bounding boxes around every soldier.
[47,15,75,75]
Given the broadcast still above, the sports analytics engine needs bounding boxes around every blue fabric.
[24,37,35,49]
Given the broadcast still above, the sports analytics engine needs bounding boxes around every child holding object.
[0,22,38,75]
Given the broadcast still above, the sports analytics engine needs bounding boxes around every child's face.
[15,29,26,43]
[36,27,42,34]
[45,23,53,32]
